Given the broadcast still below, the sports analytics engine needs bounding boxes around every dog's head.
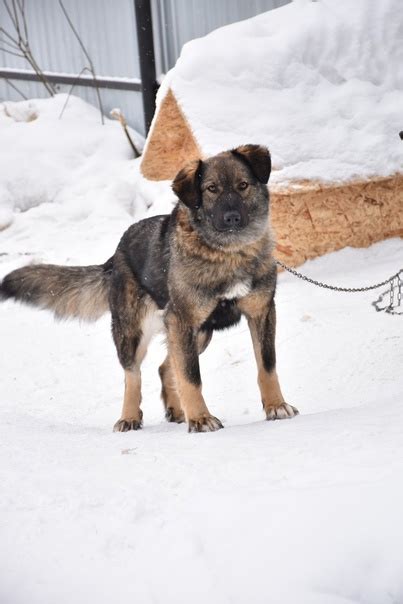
[172,144,271,249]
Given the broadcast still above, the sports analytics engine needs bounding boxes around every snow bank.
[1,237,403,604]
[161,0,403,185]
[0,94,174,260]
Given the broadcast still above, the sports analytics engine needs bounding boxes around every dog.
[0,144,298,432]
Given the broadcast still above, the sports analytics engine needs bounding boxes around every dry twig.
[0,0,56,95]
[58,0,104,124]
[2,76,28,99]
[110,108,141,158]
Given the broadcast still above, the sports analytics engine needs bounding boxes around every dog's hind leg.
[110,254,158,432]
[115,368,143,432]
[112,307,147,431]
[113,305,160,431]
[159,329,212,423]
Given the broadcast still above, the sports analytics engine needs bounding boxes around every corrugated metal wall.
[152,0,290,75]
[0,0,289,134]
[0,0,144,132]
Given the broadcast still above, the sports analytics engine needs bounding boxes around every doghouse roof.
[142,0,403,185]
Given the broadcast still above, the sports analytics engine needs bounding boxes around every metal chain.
[372,272,403,315]
[276,259,402,292]
[275,259,403,315]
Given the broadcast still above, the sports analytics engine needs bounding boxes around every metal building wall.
[151,0,290,75]
[0,0,290,134]
[0,0,144,133]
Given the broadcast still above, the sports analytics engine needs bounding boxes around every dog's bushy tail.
[0,257,113,321]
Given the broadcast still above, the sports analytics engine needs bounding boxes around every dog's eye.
[207,184,217,193]
[238,181,249,191]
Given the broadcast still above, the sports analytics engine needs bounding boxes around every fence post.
[134,0,158,134]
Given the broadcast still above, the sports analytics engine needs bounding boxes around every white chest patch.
[141,308,165,345]
[222,281,251,300]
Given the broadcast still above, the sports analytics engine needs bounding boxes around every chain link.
[372,273,403,315]
[275,259,403,315]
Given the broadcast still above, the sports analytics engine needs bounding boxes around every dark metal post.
[134,0,158,134]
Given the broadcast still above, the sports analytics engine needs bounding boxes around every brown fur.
[1,145,299,433]
[159,321,215,423]
[159,146,297,431]
[245,297,299,420]
[113,369,143,432]
[175,207,272,265]
[159,357,185,423]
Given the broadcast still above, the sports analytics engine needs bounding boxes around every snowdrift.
[0,95,177,265]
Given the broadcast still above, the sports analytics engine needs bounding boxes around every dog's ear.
[231,144,271,184]
[172,159,203,209]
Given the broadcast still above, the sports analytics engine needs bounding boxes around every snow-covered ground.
[0,94,170,236]
[1,95,403,603]
[1,237,403,604]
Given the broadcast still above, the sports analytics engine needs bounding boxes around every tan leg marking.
[159,357,185,423]
[248,312,299,421]
[159,331,213,424]
[258,369,297,419]
[166,314,222,433]
[196,329,213,354]
[114,369,143,432]
[173,377,223,433]
[113,304,163,432]
[238,290,268,320]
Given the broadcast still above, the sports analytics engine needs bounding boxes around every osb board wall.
[141,88,201,181]
[272,175,403,266]
[141,88,403,265]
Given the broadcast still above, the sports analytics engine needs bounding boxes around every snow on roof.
[160,0,403,186]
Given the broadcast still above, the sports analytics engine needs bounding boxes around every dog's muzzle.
[212,194,249,232]
[223,210,242,229]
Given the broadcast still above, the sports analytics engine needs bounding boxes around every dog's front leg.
[240,295,299,421]
[165,311,223,433]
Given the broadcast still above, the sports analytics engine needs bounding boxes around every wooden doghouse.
[140,0,403,266]
[141,88,402,266]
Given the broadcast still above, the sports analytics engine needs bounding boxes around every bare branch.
[1,0,56,96]
[15,0,28,42]
[10,0,23,41]
[58,66,91,119]
[0,46,25,58]
[0,36,21,51]
[58,0,104,124]
[2,0,18,31]
[11,0,20,27]
[1,76,28,99]
[0,26,19,45]
[110,108,141,158]
[24,52,56,95]
[58,0,93,69]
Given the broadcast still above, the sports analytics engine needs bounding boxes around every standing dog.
[0,144,298,432]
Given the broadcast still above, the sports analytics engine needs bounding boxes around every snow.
[0,95,174,267]
[1,78,403,604]
[1,236,403,604]
[158,0,403,186]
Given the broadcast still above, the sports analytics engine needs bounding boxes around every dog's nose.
[223,211,242,228]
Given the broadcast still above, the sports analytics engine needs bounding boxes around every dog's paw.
[165,407,185,424]
[188,414,224,433]
[265,403,299,421]
[113,417,143,432]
